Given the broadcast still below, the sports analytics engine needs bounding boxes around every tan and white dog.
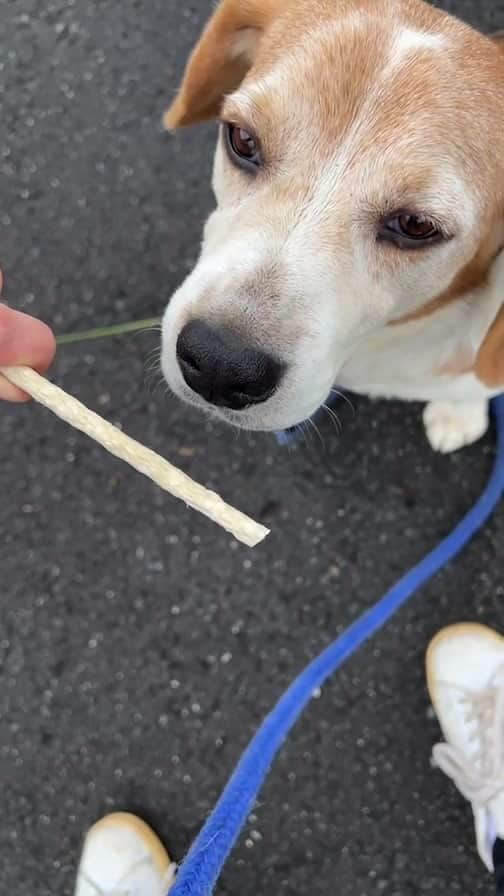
[161,0,504,452]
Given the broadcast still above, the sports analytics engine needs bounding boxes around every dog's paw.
[423,400,489,454]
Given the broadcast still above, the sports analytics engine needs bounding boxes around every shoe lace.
[433,665,504,806]
[81,860,177,896]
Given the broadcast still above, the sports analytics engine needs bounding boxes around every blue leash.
[170,395,504,896]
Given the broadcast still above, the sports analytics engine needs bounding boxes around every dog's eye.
[224,123,262,171]
[379,212,443,248]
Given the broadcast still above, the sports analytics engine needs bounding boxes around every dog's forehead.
[226,5,501,176]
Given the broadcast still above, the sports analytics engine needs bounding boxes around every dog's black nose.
[176,320,283,410]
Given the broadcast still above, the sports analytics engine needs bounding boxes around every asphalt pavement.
[1,1,504,894]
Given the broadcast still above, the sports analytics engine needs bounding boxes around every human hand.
[0,271,56,401]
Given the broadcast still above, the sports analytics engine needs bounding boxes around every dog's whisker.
[145,359,162,376]
[329,388,356,416]
[145,346,162,363]
[132,329,162,341]
[137,323,163,336]
[144,365,161,381]
[300,419,314,449]
[144,375,163,397]
[322,403,343,436]
[144,360,162,380]
[152,377,169,398]
[144,350,163,377]
[144,357,165,392]
[307,416,325,449]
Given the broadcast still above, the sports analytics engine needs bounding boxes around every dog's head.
[161,0,504,431]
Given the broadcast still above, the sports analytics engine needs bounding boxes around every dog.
[160,0,504,453]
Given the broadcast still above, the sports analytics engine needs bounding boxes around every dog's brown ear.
[474,35,504,387]
[475,306,504,387]
[475,250,504,388]
[163,0,279,129]
[475,41,504,388]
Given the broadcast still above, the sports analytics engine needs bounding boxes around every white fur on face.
[390,27,448,63]
[161,15,498,431]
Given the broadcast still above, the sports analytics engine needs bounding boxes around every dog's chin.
[166,378,323,433]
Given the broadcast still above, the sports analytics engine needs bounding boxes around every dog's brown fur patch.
[390,233,503,326]
[475,305,504,387]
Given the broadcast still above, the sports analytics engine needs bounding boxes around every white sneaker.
[74,812,177,896]
[426,623,504,873]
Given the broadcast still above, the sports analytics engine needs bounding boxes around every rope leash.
[170,394,504,896]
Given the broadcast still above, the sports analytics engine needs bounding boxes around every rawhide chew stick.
[1,365,269,547]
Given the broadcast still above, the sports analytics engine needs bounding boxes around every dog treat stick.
[1,365,269,547]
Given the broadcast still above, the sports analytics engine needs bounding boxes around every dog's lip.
[166,360,336,432]
[170,380,277,429]
[173,389,319,433]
